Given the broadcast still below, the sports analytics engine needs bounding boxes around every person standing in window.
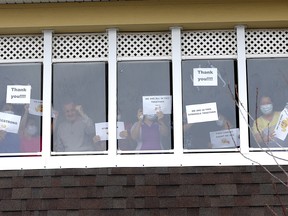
[183,112,232,149]
[54,101,95,152]
[0,103,20,153]
[130,109,168,150]
[19,105,41,153]
[252,96,281,147]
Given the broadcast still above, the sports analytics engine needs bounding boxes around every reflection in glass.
[182,60,238,150]
[248,58,288,148]
[52,62,107,152]
[0,64,42,154]
[117,61,173,151]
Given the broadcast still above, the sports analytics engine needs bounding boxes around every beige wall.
[0,0,288,34]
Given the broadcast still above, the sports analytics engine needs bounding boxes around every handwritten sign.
[142,95,172,115]
[193,68,218,86]
[0,112,21,134]
[95,122,126,140]
[117,121,125,140]
[29,99,43,116]
[95,122,108,141]
[210,128,240,149]
[6,85,31,104]
[274,108,288,141]
[28,99,56,118]
[186,102,218,124]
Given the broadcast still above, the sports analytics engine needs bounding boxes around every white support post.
[171,27,183,156]
[42,30,53,162]
[236,25,249,154]
[107,28,118,160]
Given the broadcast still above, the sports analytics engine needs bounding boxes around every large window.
[182,60,238,150]
[248,58,288,149]
[52,62,107,153]
[117,61,173,152]
[0,63,42,154]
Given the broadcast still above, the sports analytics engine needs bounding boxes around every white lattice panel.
[245,29,288,55]
[117,32,172,58]
[181,30,237,57]
[52,33,108,60]
[0,35,43,60]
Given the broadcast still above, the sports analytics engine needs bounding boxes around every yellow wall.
[0,0,288,34]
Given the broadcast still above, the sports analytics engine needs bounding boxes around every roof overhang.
[1,0,105,4]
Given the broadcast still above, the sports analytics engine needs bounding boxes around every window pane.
[182,60,238,150]
[0,63,42,154]
[117,61,173,151]
[52,62,107,152]
[248,58,288,148]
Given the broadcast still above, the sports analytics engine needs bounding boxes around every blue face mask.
[260,104,273,115]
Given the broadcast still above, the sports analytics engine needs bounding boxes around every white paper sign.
[142,95,172,115]
[95,122,126,140]
[95,122,109,141]
[210,128,240,149]
[193,68,218,86]
[6,85,31,104]
[117,121,125,140]
[186,102,218,124]
[28,99,56,118]
[0,112,21,134]
[274,108,288,141]
[29,99,43,116]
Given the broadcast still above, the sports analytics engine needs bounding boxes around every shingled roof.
[0,166,287,215]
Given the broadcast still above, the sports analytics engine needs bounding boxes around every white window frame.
[0,26,287,170]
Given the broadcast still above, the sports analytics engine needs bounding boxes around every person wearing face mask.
[19,105,42,153]
[252,96,281,147]
[183,111,232,149]
[0,103,20,153]
[130,108,168,150]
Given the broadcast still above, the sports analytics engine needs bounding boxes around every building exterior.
[0,0,288,215]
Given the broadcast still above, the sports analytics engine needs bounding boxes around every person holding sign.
[92,111,135,151]
[92,134,107,151]
[19,105,41,153]
[183,111,232,149]
[130,109,169,150]
[252,96,282,147]
[54,102,95,152]
[0,103,20,153]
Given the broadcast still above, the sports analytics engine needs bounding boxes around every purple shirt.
[131,121,162,150]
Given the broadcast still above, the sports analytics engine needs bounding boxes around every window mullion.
[107,28,118,158]
[171,27,183,155]
[236,25,249,154]
[42,30,53,161]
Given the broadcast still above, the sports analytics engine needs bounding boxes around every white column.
[236,25,249,154]
[171,27,183,155]
[107,28,118,159]
[42,30,53,161]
